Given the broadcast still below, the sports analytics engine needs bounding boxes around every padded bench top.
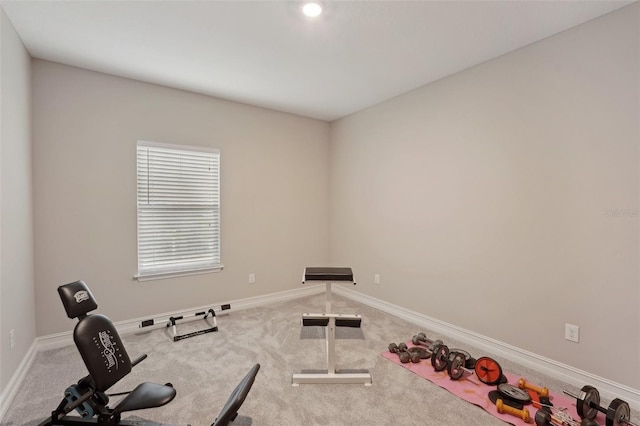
[304,267,353,282]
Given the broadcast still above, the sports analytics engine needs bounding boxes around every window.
[136,141,221,280]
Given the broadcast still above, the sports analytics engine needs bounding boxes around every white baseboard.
[37,284,326,351]
[333,285,640,411]
[0,340,37,421]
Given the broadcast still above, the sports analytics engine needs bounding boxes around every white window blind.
[136,141,221,279]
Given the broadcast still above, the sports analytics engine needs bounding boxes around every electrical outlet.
[374,274,380,285]
[10,329,15,350]
[248,273,255,284]
[565,323,579,343]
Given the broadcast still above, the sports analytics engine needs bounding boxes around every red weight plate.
[474,356,503,385]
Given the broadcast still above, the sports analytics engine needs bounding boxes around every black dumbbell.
[447,351,475,380]
[563,385,637,426]
[428,345,476,381]
[430,344,450,371]
[407,346,430,359]
[448,348,476,369]
[412,333,443,352]
[388,343,420,363]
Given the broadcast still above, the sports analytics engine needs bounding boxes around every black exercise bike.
[38,280,259,426]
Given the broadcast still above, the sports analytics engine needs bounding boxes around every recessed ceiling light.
[302,2,322,18]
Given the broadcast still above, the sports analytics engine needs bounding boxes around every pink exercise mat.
[381,343,607,425]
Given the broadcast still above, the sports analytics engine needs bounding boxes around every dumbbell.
[388,343,420,364]
[430,344,450,371]
[519,378,550,398]
[563,385,637,426]
[496,398,531,423]
[406,346,430,360]
[535,408,599,426]
[430,345,478,380]
[399,343,421,363]
[447,350,475,380]
[412,333,443,353]
[451,348,476,369]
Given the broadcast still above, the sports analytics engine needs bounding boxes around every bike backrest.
[59,281,133,391]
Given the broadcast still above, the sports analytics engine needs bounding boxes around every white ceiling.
[1,0,634,121]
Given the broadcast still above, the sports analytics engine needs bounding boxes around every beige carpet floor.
[1,292,605,425]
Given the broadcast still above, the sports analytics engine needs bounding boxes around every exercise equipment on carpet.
[139,303,231,342]
[496,398,531,423]
[382,337,605,426]
[535,407,599,426]
[38,280,259,426]
[474,356,505,385]
[528,383,597,426]
[388,342,424,364]
[563,385,637,426]
[517,378,553,423]
[292,267,372,385]
[430,345,476,380]
[412,332,444,353]
[447,349,479,380]
[488,383,533,422]
[520,378,550,399]
[412,332,496,383]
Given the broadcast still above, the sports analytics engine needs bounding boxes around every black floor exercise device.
[139,303,231,342]
[38,280,259,426]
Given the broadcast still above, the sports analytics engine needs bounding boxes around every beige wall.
[0,7,35,392]
[6,0,640,396]
[330,4,640,388]
[32,60,330,336]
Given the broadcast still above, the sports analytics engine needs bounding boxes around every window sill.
[134,265,224,282]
